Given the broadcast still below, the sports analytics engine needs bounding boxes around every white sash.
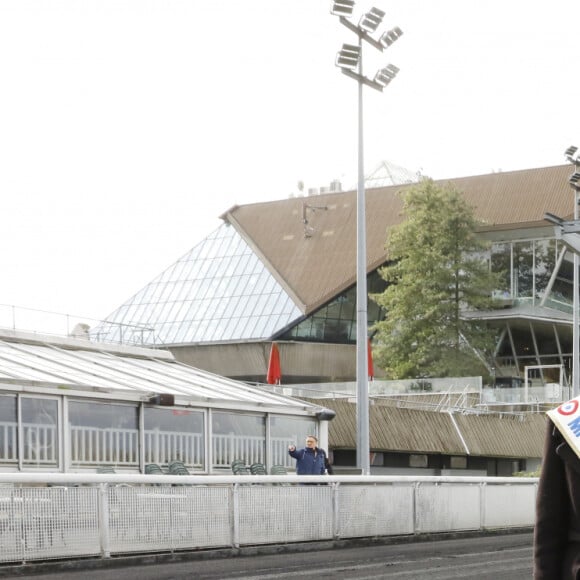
[547,396,580,459]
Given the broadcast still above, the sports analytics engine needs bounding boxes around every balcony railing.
[0,422,296,471]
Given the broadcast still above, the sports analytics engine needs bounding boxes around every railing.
[22,423,58,465]
[0,422,17,463]
[144,429,203,468]
[212,435,294,469]
[71,426,139,466]
[0,303,157,347]
[482,385,572,405]
[1,423,296,471]
[0,473,538,564]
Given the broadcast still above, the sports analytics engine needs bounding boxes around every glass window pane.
[491,243,511,296]
[270,416,318,471]
[552,255,574,307]
[535,239,556,298]
[514,241,534,299]
[0,395,17,465]
[211,412,265,471]
[92,223,301,345]
[68,401,138,468]
[144,407,204,471]
[22,398,59,468]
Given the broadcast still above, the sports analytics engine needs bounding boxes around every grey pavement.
[0,531,533,579]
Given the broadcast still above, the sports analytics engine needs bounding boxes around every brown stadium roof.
[221,164,573,315]
[307,398,547,459]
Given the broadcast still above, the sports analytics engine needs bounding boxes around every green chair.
[250,462,267,475]
[145,463,164,475]
[231,459,250,475]
[168,460,190,475]
[269,464,289,486]
[270,465,288,475]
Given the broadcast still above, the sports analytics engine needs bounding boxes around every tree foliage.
[372,180,500,379]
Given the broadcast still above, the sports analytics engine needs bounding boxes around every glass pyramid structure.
[92,223,302,346]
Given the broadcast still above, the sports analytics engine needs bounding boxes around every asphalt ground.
[0,530,533,579]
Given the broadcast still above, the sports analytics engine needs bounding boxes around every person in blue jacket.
[288,435,328,475]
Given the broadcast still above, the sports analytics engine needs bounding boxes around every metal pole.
[574,187,579,397]
[355,33,370,475]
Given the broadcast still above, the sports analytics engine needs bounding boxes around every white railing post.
[480,481,487,530]
[97,483,111,558]
[231,483,240,549]
[413,481,419,534]
[332,482,340,539]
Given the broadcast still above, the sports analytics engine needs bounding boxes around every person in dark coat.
[288,435,327,475]
[534,417,580,579]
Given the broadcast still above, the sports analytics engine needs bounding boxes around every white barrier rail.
[0,473,538,564]
[1,420,297,471]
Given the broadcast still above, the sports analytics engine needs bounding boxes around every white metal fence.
[2,422,297,471]
[212,435,295,469]
[71,426,138,466]
[0,473,537,564]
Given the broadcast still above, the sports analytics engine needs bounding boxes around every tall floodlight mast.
[566,146,580,397]
[331,0,403,474]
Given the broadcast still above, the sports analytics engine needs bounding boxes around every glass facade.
[92,224,302,346]
[270,415,318,469]
[484,237,574,382]
[69,401,139,469]
[143,407,204,471]
[0,393,316,473]
[22,397,59,468]
[279,271,387,343]
[490,238,561,305]
[211,412,265,469]
[0,395,17,465]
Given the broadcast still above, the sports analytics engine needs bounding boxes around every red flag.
[367,338,374,381]
[267,342,282,385]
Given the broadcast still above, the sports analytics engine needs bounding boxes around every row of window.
[0,394,317,472]
[332,450,525,476]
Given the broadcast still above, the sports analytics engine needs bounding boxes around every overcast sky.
[1,0,579,334]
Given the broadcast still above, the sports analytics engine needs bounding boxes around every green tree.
[372,179,500,379]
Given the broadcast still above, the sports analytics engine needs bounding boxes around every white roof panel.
[0,333,313,410]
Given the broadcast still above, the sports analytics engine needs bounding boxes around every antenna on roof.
[302,201,328,239]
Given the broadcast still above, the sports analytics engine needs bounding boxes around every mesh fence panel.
[238,485,333,544]
[415,483,481,533]
[0,486,100,563]
[482,483,536,528]
[108,485,231,554]
[338,484,414,538]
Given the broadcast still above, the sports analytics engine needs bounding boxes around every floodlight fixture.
[336,43,361,70]
[380,26,403,48]
[566,145,580,167]
[359,7,385,33]
[570,172,580,186]
[331,0,355,17]
[374,64,400,87]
